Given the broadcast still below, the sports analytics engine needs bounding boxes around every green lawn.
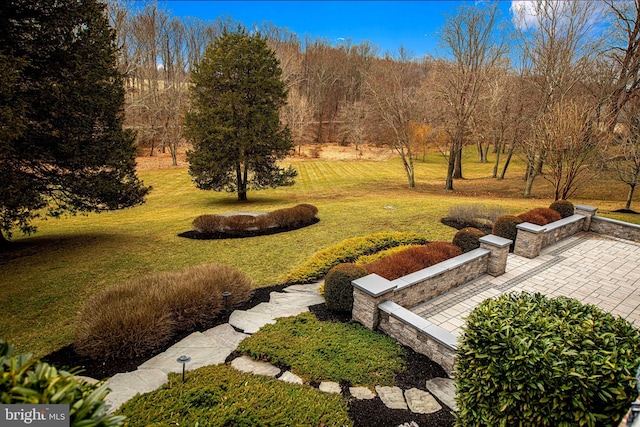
[1,149,637,356]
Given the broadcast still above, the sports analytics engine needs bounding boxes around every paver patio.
[412,231,640,339]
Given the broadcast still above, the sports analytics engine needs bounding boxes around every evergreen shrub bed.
[455,292,640,427]
[365,242,462,281]
[75,264,253,359]
[285,232,429,284]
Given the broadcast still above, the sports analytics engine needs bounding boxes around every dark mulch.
[440,217,492,235]
[42,284,455,427]
[612,208,639,214]
[178,218,320,240]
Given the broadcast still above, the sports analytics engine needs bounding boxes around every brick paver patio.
[412,231,640,339]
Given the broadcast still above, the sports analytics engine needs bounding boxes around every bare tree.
[437,2,507,191]
[367,50,426,188]
[513,0,603,197]
[529,101,604,200]
[336,100,370,157]
[610,99,640,210]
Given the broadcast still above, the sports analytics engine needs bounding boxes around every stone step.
[104,368,167,413]
[404,388,442,414]
[231,355,280,377]
[375,386,408,410]
[425,377,458,411]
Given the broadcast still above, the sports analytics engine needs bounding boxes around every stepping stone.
[202,323,249,348]
[319,381,341,394]
[230,356,280,377]
[104,368,167,412]
[269,292,325,307]
[248,302,309,319]
[279,371,303,385]
[349,386,376,400]
[425,377,458,411]
[229,310,277,334]
[283,283,322,294]
[404,388,442,414]
[375,386,408,410]
[138,331,241,374]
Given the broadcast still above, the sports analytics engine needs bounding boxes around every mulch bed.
[42,284,455,427]
[177,218,320,240]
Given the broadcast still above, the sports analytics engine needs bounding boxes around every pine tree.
[185,27,296,202]
[0,0,149,242]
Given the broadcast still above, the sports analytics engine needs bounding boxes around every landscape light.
[176,355,191,383]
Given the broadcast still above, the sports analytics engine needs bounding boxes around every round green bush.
[452,227,486,253]
[324,263,368,313]
[455,293,640,427]
[549,199,574,218]
[492,215,523,250]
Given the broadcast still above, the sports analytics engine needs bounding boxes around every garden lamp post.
[176,355,191,383]
[222,291,232,312]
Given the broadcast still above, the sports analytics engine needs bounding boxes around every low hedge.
[365,242,462,281]
[455,292,640,427]
[492,215,523,251]
[529,207,562,223]
[517,211,548,226]
[75,264,253,359]
[192,204,319,235]
[0,340,124,426]
[285,232,429,284]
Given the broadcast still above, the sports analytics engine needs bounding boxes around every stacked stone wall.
[590,216,640,243]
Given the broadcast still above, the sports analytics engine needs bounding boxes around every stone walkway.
[413,232,640,339]
[103,282,456,418]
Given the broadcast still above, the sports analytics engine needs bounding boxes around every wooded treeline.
[107,0,640,204]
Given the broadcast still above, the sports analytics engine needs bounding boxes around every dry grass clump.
[192,204,318,235]
[365,242,462,281]
[75,263,253,360]
[447,204,506,225]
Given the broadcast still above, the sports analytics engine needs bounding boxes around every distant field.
[1,147,637,356]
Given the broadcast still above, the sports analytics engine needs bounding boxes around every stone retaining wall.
[591,216,640,243]
[514,214,586,258]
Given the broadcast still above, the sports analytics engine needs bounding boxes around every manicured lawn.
[1,149,637,356]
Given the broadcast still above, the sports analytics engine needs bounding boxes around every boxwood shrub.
[285,232,429,284]
[453,227,486,253]
[492,215,523,251]
[324,263,368,313]
[550,200,575,218]
[455,292,640,427]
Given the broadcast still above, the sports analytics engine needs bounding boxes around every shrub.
[75,263,253,359]
[550,199,575,218]
[517,211,548,226]
[455,292,640,427]
[354,244,417,265]
[0,340,125,426]
[192,214,223,233]
[223,214,261,231]
[324,263,368,313]
[365,242,462,281]
[285,232,429,284]
[268,204,318,228]
[453,227,486,253]
[529,207,562,223]
[492,215,523,248]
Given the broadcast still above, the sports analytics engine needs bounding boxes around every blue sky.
[153,1,517,58]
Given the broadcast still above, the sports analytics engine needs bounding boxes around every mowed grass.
[1,148,637,356]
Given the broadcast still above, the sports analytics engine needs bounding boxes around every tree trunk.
[499,141,515,180]
[453,148,463,179]
[445,145,456,191]
[523,168,536,198]
[626,184,636,210]
[493,140,502,178]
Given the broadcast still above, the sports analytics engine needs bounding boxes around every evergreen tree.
[185,27,296,202]
[0,0,149,242]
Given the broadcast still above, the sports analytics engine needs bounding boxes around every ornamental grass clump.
[455,292,640,427]
[75,263,253,359]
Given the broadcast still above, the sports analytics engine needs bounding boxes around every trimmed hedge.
[285,232,429,284]
[492,215,523,250]
[453,227,486,253]
[365,242,462,281]
[75,264,253,359]
[0,340,124,426]
[529,207,562,223]
[517,211,548,226]
[455,292,640,427]
[550,200,575,218]
[192,204,319,235]
[324,263,368,313]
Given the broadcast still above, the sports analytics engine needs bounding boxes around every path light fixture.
[176,355,191,383]
[222,291,232,312]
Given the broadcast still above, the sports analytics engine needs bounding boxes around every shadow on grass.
[196,195,295,209]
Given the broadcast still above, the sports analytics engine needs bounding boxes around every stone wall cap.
[544,214,584,231]
[479,234,512,248]
[574,204,598,213]
[380,301,433,331]
[516,222,546,233]
[422,324,458,350]
[592,215,640,230]
[352,274,396,297]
